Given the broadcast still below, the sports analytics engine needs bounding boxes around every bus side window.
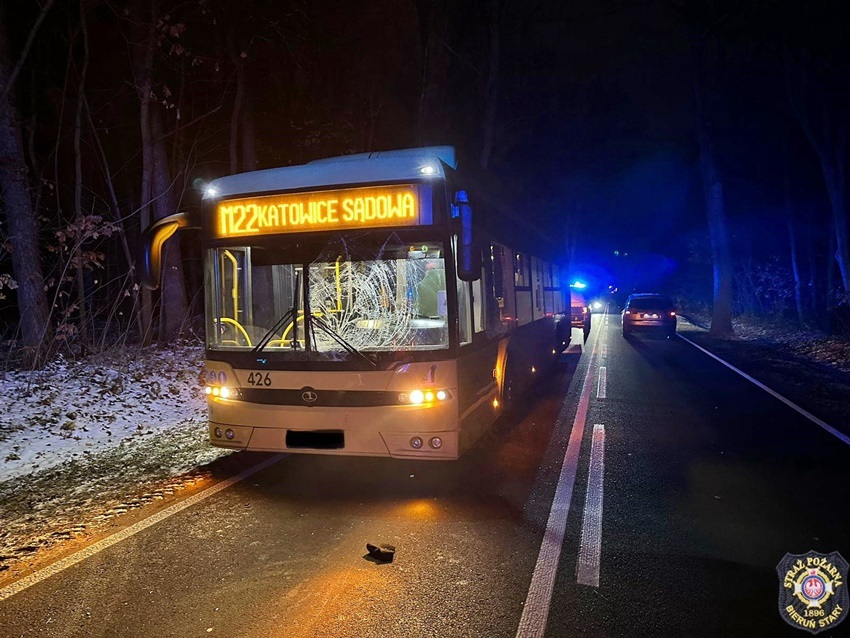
[471,247,486,334]
[515,252,533,325]
[454,239,472,345]
[490,243,513,335]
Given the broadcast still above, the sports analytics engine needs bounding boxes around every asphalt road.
[1,313,849,637]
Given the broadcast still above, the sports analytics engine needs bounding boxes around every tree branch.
[0,0,56,104]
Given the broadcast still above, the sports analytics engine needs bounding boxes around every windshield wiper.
[252,271,302,353]
[309,314,379,368]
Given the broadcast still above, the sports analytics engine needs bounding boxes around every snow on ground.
[0,342,229,570]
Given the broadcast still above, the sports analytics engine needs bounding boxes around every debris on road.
[365,542,395,563]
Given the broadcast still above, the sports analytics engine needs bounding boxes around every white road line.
[515,317,601,638]
[576,424,605,587]
[601,343,608,358]
[677,333,850,447]
[597,366,607,399]
[0,454,286,603]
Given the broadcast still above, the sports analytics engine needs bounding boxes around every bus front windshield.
[205,234,450,359]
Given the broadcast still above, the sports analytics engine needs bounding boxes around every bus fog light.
[225,429,235,440]
[436,390,447,401]
[410,437,423,449]
[429,437,442,449]
[214,427,223,438]
[409,390,424,404]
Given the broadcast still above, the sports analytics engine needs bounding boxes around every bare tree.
[130,0,188,343]
[479,0,503,171]
[73,0,91,345]
[786,48,850,297]
[690,24,734,337]
[0,10,52,357]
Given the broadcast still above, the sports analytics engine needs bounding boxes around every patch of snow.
[0,342,230,561]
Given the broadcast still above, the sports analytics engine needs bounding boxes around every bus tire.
[501,358,529,421]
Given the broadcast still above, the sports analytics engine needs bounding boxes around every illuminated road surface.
[1,316,849,637]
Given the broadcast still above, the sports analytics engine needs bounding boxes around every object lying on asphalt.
[366,542,396,562]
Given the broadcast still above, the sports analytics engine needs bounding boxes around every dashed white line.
[597,366,607,399]
[515,317,602,638]
[576,424,605,587]
[0,454,286,602]
[677,333,850,447]
[601,343,608,358]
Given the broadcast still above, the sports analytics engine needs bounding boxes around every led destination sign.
[215,184,421,238]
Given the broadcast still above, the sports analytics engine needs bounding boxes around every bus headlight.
[220,387,231,399]
[402,389,451,405]
[204,386,213,395]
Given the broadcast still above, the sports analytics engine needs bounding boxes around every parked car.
[622,293,676,337]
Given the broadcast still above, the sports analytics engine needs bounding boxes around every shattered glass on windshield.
[205,233,449,359]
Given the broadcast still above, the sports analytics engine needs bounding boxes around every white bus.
[143,147,568,460]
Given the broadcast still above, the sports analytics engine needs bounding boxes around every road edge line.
[677,333,850,447]
[515,315,602,638]
[0,453,286,603]
[576,423,605,588]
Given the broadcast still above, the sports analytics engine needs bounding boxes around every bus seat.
[417,268,446,318]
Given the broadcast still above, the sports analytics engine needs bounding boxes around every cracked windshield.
[206,238,449,356]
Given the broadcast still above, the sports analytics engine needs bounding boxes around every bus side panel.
[502,316,558,402]
[456,339,501,453]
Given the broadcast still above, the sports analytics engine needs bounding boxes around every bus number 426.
[247,372,272,386]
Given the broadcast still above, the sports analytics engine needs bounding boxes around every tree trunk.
[229,33,245,175]
[693,101,734,335]
[820,151,850,294]
[826,230,835,333]
[241,81,257,172]
[691,26,734,338]
[131,0,158,345]
[73,0,90,346]
[805,228,817,321]
[0,14,52,355]
[479,9,500,171]
[151,105,188,341]
[785,154,805,325]
[83,93,145,342]
[787,216,804,326]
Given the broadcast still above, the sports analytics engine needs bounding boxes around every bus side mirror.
[453,191,480,282]
[141,212,190,290]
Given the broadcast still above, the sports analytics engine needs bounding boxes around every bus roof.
[205,146,457,199]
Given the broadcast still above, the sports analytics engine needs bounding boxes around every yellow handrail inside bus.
[219,317,252,346]
[281,311,325,341]
[335,258,342,312]
[223,250,239,321]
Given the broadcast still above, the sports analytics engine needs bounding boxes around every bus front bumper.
[207,398,459,460]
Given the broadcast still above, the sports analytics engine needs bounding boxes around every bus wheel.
[501,361,526,421]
